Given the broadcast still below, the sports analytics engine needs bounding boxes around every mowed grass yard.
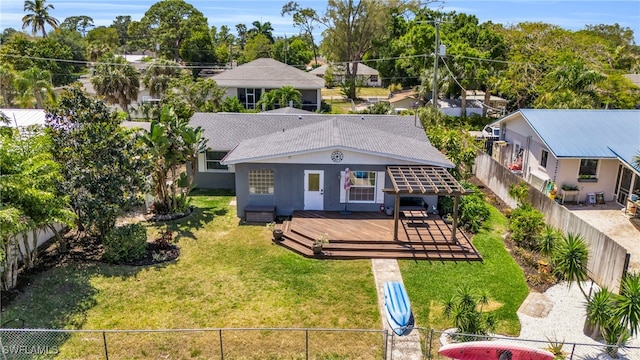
[2,191,529,359]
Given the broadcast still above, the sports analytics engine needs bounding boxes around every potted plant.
[266,222,283,241]
[313,233,329,255]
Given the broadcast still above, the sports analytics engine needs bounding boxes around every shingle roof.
[494,109,640,170]
[262,106,316,115]
[222,118,453,167]
[190,112,429,151]
[212,58,324,89]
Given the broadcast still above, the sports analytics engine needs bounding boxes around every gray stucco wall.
[233,163,437,219]
[190,160,236,190]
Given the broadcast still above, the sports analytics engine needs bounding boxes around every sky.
[1,0,639,44]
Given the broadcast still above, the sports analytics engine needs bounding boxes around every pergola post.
[393,194,400,241]
[451,195,459,243]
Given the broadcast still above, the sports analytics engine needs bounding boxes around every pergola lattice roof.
[384,165,468,195]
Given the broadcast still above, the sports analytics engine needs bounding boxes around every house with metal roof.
[212,58,324,112]
[489,109,640,205]
[189,112,452,219]
[309,63,382,87]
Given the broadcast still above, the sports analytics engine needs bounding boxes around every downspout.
[523,135,532,179]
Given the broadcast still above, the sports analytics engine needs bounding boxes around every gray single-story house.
[212,58,324,111]
[189,112,454,219]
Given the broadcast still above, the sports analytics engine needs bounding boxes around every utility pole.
[432,21,440,109]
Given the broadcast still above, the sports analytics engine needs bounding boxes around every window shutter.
[375,171,385,204]
[340,171,346,202]
[198,153,206,172]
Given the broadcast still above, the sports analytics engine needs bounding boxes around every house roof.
[221,118,453,167]
[388,90,418,104]
[0,109,46,127]
[262,106,316,115]
[492,109,640,170]
[309,63,379,76]
[190,112,429,151]
[212,58,324,89]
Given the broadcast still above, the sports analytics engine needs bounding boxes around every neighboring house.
[434,99,484,117]
[489,109,640,205]
[212,58,324,111]
[309,63,382,87]
[189,112,453,219]
[388,90,421,112]
[465,90,508,117]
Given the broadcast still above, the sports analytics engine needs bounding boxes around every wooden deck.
[275,211,482,261]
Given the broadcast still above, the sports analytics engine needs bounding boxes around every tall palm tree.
[15,67,54,108]
[91,56,139,118]
[22,0,59,37]
[276,86,301,108]
[249,21,274,43]
[143,59,183,99]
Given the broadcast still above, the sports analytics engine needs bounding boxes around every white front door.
[304,170,324,210]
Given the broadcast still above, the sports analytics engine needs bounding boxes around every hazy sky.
[1,0,639,43]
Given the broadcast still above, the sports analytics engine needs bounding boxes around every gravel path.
[517,281,640,360]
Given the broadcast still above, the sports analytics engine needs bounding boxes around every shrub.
[459,189,490,233]
[509,203,545,250]
[443,285,496,341]
[103,223,148,263]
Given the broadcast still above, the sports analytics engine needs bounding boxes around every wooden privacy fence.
[473,152,628,293]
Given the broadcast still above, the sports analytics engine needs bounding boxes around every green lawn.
[2,192,529,358]
[401,206,529,336]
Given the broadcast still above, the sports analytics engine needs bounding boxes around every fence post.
[427,329,434,360]
[383,331,388,360]
[569,343,576,359]
[219,329,224,360]
[305,329,309,360]
[102,331,109,360]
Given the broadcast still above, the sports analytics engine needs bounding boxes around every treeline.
[1,0,639,109]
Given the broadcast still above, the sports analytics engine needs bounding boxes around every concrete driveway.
[564,201,640,272]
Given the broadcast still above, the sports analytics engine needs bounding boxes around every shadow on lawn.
[159,189,233,240]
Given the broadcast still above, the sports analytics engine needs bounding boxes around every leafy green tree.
[143,59,185,98]
[0,128,74,289]
[45,85,150,239]
[126,20,154,54]
[179,30,216,76]
[0,28,19,45]
[140,0,209,61]
[22,0,59,37]
[536,58,606,109]
[141,106,206,214]
[86,42,112,62]
[163,76,225,113]
[220,96,245,112]
[48,27,88,73]
[86,26,120,50]
[272,37,313,66]
[110,15,131,48]
[241,33,272,63]
[16,67,55,108]
[553,233,590,298]
[282,1,320,65]
[443,285,496,341]
[321,0,417,99]
[91,55,140,118]
[0,64,18,107]
[235,23,248,50]
[60,15,94,36]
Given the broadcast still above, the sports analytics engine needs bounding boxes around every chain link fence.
[1,327,639,359]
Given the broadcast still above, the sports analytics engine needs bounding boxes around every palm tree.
[91,56,140,118]
[553,232,590,298]
[248,21,274,43]
[22,0,59,37]
[143,59,183,99]
[276,86,301,108]
[15,67,54,108]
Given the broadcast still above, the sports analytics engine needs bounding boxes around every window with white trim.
[348,171,376,202]
[205,151,228,170]
[579,159,598,180]
[249,170,274,194]
[540,150,549,168]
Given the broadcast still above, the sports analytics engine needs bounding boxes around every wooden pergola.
[384,165,472,241]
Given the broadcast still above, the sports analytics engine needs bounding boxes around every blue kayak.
[384,281,414,336]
